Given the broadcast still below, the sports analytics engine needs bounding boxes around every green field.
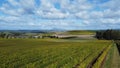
[65,30,95,35]
[0,39,113,68]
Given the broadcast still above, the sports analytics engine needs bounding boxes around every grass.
[66,30,95,35]
[112,44,120,68]
[103,43,120,68]
[0,39,112,68]
[103,44,114,68]
[93,44,112,68]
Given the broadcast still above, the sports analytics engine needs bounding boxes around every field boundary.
[73,53,92,68]
[87,45,110,68]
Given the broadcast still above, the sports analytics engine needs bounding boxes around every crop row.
[0,39,112,68]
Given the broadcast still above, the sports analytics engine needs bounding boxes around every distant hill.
[0,30,48,33]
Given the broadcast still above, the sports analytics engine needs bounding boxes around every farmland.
[55,30,95,35]
[66,30,95,35]
[0,39,114,68]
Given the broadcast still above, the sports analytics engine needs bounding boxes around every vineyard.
[0,39,113,68]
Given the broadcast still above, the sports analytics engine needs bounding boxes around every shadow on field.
[116,44,120,55]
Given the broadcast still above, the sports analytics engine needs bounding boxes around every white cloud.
[0,0,93,19]
[60,0,92,13]
[102,0,120,10]
[19,0,35,9]
[0,0,120,30]
[8,0,20,6]
[75,11,89,19]
[99,18,120,24]
[36,10,69,19]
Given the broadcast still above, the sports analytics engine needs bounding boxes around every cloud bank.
[0,0,120,30]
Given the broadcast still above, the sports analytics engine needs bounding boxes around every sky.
[0,0,120,30]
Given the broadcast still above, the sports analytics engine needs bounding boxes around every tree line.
[0,32,23,38]
[95,29,120,40]
[0,32,59,39]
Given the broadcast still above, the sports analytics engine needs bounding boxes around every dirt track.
[55,35,95,39]
[111,45,120,68]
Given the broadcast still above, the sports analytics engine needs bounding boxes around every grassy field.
[0,39,113,68]
[65,30,95,35]
[103,43,120,68]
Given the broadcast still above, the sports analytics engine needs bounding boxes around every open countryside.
[0,0,120,68]
[0,30,120,68]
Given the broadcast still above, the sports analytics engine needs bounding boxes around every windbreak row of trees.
[0,32,59,39]
[96,29,120,40]
[0,32,24,38]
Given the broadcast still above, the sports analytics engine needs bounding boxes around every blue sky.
[0,0,120,30]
